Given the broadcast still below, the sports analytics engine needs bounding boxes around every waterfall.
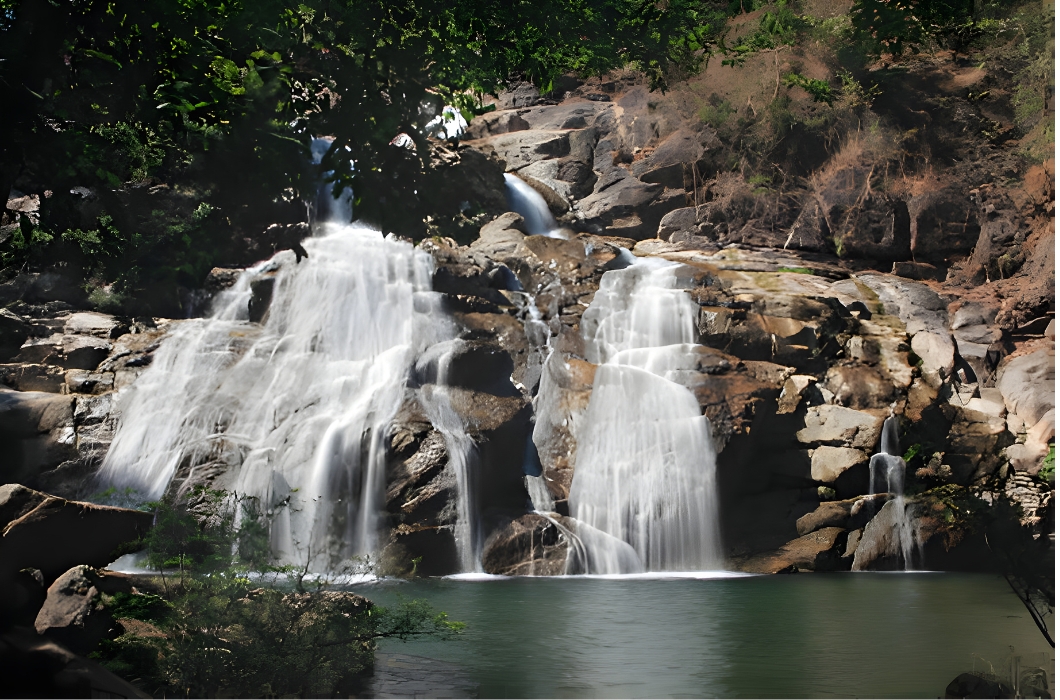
[96,140,484,570]
[97,226,454,569]
[415,340,481,572]
[567,258,722,572]
[503,173,564,238]
[867,414,918,569]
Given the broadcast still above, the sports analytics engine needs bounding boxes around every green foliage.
[0,0,722,310]
[783,73,835,104]
[700,99,737,128]
[903,442,922,463]
[140,490,231,576]
[94,487,464,696]
[722,2,803,66]
[104,591,171,623]
[1039,444,1054,484]
[777,265,813,274]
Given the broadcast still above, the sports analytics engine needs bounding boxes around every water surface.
[355,573,1053,698]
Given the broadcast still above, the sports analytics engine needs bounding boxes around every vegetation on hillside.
[0,0,721,313]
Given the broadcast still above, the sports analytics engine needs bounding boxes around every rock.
[810,446,868,483]
[0,484,154,612]
[0,308,31,361]
[481,512,569,576]
[777,374,817,414]
[822,364,895,409]
[910,331,955,389]
[995,347,1055,429]
[796,405,884,449]
[735,527,848,573]
[1006,409,1054,474]
[248,274,275,323]
[851,499,923,571]
[908,187,980,262]
[945,406,1010,483]
[795,499,858,535]
[0,362,68,392]
[575,168,666,239]
[855,274,949,336]
[63,313,127,339]
[35,565,137,654]
[62,335,112,370]
[0,390,77,484]
[631,129,704,188]
[944,672,1012,699]
[0,626,149,699]
[478,130,571,170]
[203,267,244,293]
[891,261,944,281]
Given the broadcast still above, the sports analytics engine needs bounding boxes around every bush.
[93,488,464,697]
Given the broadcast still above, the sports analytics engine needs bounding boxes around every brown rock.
[481,512,569,576]
[0,484,153,605]
[823,364,895,409]
[735,527,848,573]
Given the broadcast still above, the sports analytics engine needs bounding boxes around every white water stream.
[567,258,723,572]
[867,414,919,569]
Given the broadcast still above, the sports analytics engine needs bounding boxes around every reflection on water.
[353,573,1054,698]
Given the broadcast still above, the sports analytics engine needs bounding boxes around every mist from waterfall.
[567,258,722,572]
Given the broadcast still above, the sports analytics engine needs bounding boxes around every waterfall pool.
[351,572,1053,698]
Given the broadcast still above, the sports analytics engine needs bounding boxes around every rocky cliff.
[0,32,1053,578]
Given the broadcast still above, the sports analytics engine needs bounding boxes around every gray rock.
[0,308,30,361]
[0,484,153,608]
[856,273,949,335]
[0,390,77,484]
[995,347,1055,428]
[910,331,955,388]
[61,335,112,370]
[823,364,895,409]
[851,499,920,570]
[810,446,869,483]
[481,130,571,169]
[35,565,134,654]
[63,312,126,339]
[796,405,884,449]
[735,527,848,573]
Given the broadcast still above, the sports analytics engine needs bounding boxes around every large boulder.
[35,565,138,655]
[796,405,884,450]
[0,390,77,485]
[480,512,569,576]
[0,309,31,361]
[734,527,848,573]
[0,626,148,699]
[995,347,1055,431]
[908,187,981,262]
[0,484,153,620]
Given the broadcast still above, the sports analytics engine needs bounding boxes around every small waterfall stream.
[867,414,919,569]
[503,173,565,238]
[567,258,723,572]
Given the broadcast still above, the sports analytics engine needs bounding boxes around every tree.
[0,0,723,308]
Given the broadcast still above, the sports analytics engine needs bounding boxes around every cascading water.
[415,340,481,572]
[97,139,479,571]
[503,173,564,238]
[567,258,723,572]
[867,414,918,569]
